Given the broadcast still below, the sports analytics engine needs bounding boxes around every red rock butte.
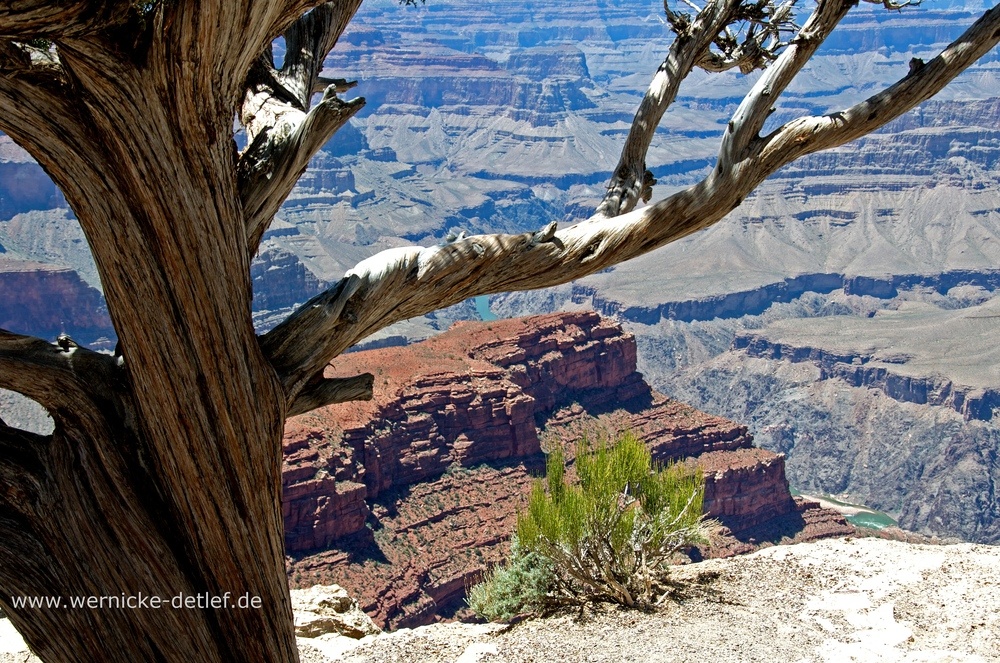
[282,311,850,628]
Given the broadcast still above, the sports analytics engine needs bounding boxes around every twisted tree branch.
[287,372,374,417]
[597,0,798,218]
[719,0,855,169]
[694,0,799,74]
[0,1,132,39]
[262,3,1000,414]
[280,1,361,106]
[239,80,364,253]
[0,330,125,422]
[597,0,741,218]
[238,0,364,256]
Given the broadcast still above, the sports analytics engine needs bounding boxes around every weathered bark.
[239,0,365,255]
[0,2,131,39]
[0,340,284,661]
[0,115,297,663]
[0,3,313,661]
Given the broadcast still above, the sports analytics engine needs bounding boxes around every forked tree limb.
[597,0,799,219]
[691,0,799,74]
[264,0,339,39]
[720,0,856,169]
[239,85,365,253]
[596,0,746,219]
[238,0,364,255]
[263,4,1000,411]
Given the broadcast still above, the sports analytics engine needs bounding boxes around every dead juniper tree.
[0,0,997,661]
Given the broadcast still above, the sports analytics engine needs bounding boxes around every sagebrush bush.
[467,538,554,621]
[516,432,710,607]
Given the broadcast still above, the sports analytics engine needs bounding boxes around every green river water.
[790,489,898,530]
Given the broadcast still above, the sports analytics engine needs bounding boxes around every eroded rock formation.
[282,312,849,628]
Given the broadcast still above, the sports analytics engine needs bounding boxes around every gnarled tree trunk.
[0,5,301,661]
[0,84,296,663]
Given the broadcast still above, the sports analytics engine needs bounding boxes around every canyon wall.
[576,269,1000,325]
[282,313,849,628]
[734,333,1000,422]
[0,260,113,348]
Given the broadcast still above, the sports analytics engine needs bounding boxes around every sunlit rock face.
[282,313,848,629]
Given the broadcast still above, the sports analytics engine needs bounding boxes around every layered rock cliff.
[630,292,1000,544]
[282,312,849,628]
[734,333,1000,423]
[574,269,1000,325]
[0,259,113,348]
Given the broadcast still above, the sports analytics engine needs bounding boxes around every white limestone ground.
[3,537,999,663]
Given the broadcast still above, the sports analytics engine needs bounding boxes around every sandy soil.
[4,537,999,663]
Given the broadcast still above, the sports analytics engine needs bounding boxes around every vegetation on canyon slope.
[471,433,708,619]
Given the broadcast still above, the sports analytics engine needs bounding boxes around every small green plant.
[467,538,555,622]
[516,432,710,607]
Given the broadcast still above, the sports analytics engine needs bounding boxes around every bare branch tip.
[319,77,358,94]
[531,221,559,245]
[863,0,920,11]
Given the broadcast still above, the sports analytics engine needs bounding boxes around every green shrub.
[516,432,710,607]
[467,538,554,621]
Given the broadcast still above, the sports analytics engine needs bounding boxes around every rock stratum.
[281,312,849,629]
[0,259,113,348]
[731,297,1000,422]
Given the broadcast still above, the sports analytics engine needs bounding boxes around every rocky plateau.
[7,537,1000,663]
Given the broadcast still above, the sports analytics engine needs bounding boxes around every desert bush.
[516,432,710,607]
[467,538,554,621]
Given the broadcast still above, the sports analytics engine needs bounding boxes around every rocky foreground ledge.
[2,537,997,663]
[308,537,1000,663]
